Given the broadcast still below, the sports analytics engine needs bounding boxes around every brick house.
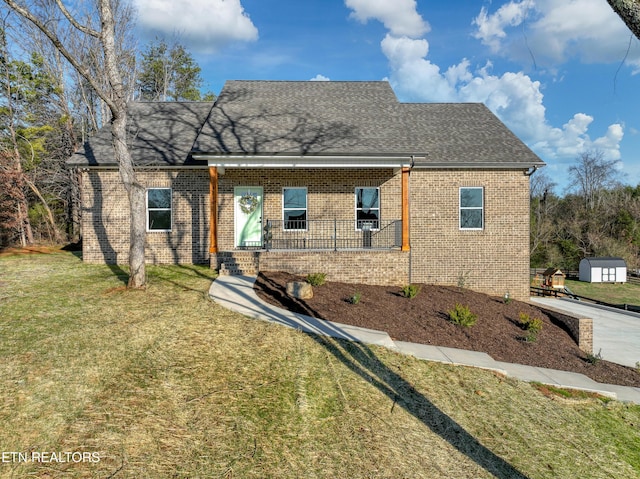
[69,80,544,299]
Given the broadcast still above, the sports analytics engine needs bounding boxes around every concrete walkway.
[531,297,640,368]
[210,275,640,404]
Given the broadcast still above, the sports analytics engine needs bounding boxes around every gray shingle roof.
[580,257,627,268]
[69,80,544,168]
[193,80,403,156]
[68,102,214,167]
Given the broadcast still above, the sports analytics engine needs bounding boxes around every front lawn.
[0,251,639,478]
[565,279,640,305]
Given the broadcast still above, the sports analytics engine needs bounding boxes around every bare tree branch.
[53,0,99,38]
[1,0,117,113]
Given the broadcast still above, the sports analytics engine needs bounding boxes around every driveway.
[530,297,640,368]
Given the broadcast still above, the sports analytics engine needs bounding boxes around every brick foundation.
[257,249,410,285]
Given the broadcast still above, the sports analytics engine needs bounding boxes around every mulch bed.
[254,271,640,388]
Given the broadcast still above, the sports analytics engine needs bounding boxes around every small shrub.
[448,303,477,327]
[503,291,511,304]
[586,349,603,365]
[401,284,420,299]
[456,271,470,289]
[517,312,543,342]
[306,272,326,286]
[349,292,362,305]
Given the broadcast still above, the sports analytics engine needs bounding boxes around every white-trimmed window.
[147,188,172,231]
[355,187,380,230]
[459,187,483,230]
[283,187,307,230]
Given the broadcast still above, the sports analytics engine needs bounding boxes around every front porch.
[207,166,411,283]
[260,219,403,251]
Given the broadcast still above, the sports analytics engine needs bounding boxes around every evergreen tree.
[137,39,212,101]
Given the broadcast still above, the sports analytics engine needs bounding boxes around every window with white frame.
[147,188,172,231]
[355,187,380,230]
[459,187,483,230]
[283,187,307,230]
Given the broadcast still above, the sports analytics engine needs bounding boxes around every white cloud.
[344,0,624,166]
[380,34,457,101]
[472,1,531,52]
[345,0,429,37]
[134,0,258,53]
[381,34,623,163]
[473,0,640,69]
[310,74,331,81]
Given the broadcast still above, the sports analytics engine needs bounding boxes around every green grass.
[565,279,640,305]
[1,251,640,478]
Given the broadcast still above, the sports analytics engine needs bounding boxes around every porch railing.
[262,219,402,251]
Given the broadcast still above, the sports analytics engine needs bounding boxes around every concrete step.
[217,251,260,276]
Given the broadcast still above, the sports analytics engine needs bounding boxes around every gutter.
[411,161,546,170]
[524,165,539,176]
[73,164,211,171]
[193,154,416,169]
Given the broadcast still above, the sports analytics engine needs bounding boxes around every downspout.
[524,165,539,176]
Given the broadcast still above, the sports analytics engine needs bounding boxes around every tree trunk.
[110,111,146,288]
[23,176,62,243]
[100,0,146,288]
[607,0,640,40]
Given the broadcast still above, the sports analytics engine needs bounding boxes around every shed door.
[234,187,263,248]
[602,267,615,282]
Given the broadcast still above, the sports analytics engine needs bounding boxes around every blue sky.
[133,0,640,193]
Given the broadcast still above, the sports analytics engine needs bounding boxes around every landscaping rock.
[286,281,313,300]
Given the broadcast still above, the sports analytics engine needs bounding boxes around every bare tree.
[567,151,622,212]
[607,0,640,40]
[530,170,558,263]
[2,0,146,287]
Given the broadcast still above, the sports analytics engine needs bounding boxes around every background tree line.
[531,151,640,272]
[0,17,212,249]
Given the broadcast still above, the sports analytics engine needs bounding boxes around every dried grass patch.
[0,252,639,478]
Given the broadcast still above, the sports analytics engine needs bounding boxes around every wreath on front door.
[239,193,259,215]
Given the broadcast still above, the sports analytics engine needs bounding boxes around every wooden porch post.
[401,167,410,251]
[209,166,218,253]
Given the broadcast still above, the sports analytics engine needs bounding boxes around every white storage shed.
[579,257,627,283]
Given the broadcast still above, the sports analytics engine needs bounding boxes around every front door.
[234,187,263,248]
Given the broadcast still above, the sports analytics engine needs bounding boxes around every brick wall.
[534,305,593,354]
[259,250,410,286]
[81,166,532,301]
[81,169,210,264]
[409,169,531,300]
[217,168,401,250]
